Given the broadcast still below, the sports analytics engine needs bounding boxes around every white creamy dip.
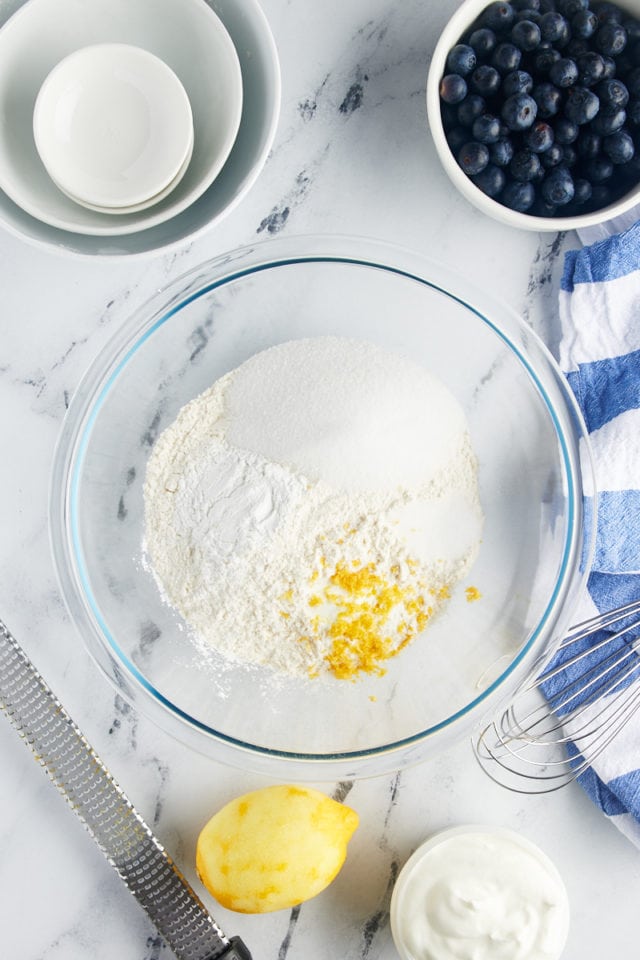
[390,826,570,960]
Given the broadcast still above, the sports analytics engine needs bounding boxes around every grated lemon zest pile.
[297,558,436,681]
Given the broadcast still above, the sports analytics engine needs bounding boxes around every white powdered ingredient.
[143,337,483,681]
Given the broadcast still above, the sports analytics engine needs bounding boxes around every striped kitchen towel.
[557,218,640,847]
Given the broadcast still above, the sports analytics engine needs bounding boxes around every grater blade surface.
[0,618,251,960]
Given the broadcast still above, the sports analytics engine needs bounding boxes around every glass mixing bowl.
[50,236,594,779]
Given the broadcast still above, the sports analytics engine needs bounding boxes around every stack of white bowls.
[0,0,280,255]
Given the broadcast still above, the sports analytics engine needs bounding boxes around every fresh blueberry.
[541,166,575,203]
[564,86,601,123]
[566,38,591,57]
[513,0,541,10]
[625,67,640,98]
[490,136,516,165]
[471,163,507,196]
[572,8,598,37]
[541,142,565,166]
[627,98,640,125]
[583,155,614,181]
[540,11,571,45]
[440,74,468,104]
[470,64,502,96]
[554,116,579,143]
[562,143,579,165]
[457,94,487,126]
[614,50,635,76]
[502,92,539,129]
[589,183,613,207]
[441,102,460,130]
[446,44,477,76]
[534,44,562,73]
[525,120,555,150]
[510,148,543,179]
[601,55,617,78]
[532,82,563,118]
[558,0,587,16]
[594,20,628,57]
[533,197,560,216]
[623,16,640,41]
[482,2,516,32]
[593,2,624,25]
[592,107,627,134]
[603,129,635,162]
[469,27,498,59]
[446,125,470,153]
[576,50,606,85]
[511,19,542,49]
[501,179,536,209]
[514,8,543,24]
[596,78,629,111]
[619,151,640,181]
[472,113,503,142]
[595,22,628,56]
[503,69,534,95]
[457,140,491,174]
[492,42,522,73]
[573,177,593,202]
[549,57,580,86]
[576,129,603,157]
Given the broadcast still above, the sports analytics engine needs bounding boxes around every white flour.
[143,337,483,681]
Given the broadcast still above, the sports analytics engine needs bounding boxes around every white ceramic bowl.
[390,825,570,960]
[0,1,241,237]
[0,0,279,255]
[59,137,195,216]
[33,44,194,212]
[426,0,640,231]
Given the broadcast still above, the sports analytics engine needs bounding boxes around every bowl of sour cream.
[390,824,570,960]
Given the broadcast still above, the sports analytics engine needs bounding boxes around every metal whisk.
[473,599,640,794]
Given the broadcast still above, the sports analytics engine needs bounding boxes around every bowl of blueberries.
[426,0,640,229]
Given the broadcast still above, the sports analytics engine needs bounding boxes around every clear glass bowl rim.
[49,233,595,772]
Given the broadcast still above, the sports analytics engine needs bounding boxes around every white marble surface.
[1,0,640,958]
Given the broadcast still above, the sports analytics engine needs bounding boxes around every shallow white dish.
[0,0,274,253]
[61,137,194,215]
[33,43,194,211]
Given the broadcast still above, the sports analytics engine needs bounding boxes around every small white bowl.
[0,0,261,250]
[61,136,194,215]
[33,44,193,211]
[426,0,640,231]
[390,825,570,960]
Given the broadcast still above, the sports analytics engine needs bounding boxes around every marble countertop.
[1,0,640,957]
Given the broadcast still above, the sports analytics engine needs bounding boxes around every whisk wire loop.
[473,599,640,794]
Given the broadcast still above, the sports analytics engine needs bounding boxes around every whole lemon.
[196,784,359,913]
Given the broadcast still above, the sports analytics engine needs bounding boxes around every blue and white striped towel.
[558,219,640,847]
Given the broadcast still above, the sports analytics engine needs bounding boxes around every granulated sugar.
[143,337,483,681]
[223,337,468,491]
